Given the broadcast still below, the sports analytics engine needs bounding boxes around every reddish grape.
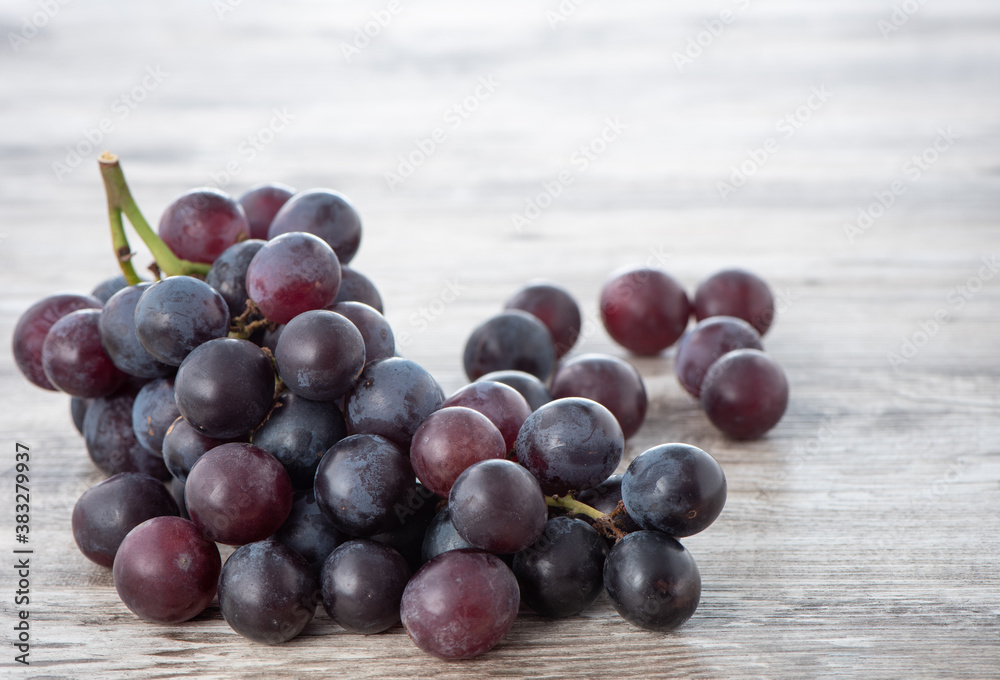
[675,316,763,398]
[549,353,647,440]
[700,348,789,439]
[246,231,342,325]
[599,266,691,355]
[158,188,249,264]
[693,268,776,335]
[504,280,581,358]
[410,407,507,497]
[206,239,266,318]
[13,293,102,390]
[41,309,126,398]
[162,416,245,482]
[476,369,551,411]
[113,516,221,623]
[267,188,362,265]
[442,380,531,453]
[238,182,295,240]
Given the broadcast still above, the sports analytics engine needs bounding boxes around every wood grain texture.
[1,0,999,678]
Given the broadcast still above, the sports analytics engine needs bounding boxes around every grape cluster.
[13,171,764,661]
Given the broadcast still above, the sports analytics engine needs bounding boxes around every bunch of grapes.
[11,158,772,660]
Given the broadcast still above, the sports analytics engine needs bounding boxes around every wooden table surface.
[2,1,999,678]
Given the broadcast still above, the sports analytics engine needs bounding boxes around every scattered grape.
[700,348,789,439]
[600,266,690,355]
[694,268,776,335]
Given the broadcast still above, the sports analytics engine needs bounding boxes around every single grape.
[314,434,416,537]
[274,310,365,402]
[131,378,180,454]
[694,268,776,335]
[421,506,476,563]
[328,301,395,364]
[320,539,410,634]
[400,549,519,660]
[271,490,344,577]
[463,310,556,382]
[174,338,276,439]
[162,416,245,482]
[134,276,230,366]
[549,353,648,440]
[476,369,551,411]
[576,474,640,533]
[238,182,295,240]
[442,380,532,453]
[344,357,444,450]
[333,267,384,313]
[99,284,174,379]
[410,407,507,497]
[603,530,701,632]
[41,309,126,398]
[91,274,134,304]
[504,280,581,358]
[600,266,691,355]
[84,388,171,480]
[158,188,249,264]
[700,348,789,439]
[13,293,102,390]
[246,231,342,325]
[514,397,624,495]
[622,443,726,537]
[449,458,547,554]
[70,396,90,434]
[218,540,318,644]
[675,316,763,398]
[206,239,266,318]
[72,472,179,567]
[267,188,362,265]
[251,391,347,489]
[512,517,608,618]
[185,442,293,545]
[112,516,221,623]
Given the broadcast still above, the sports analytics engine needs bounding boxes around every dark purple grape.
[162,416,244,482]
[476,369,551,411]
[344,357,444,449]
[512,517,608,618]
[442,381,531,453]
[70,396,90,434]
[333,267,384,313]
[174,338,276,439]
[246,231,342,325]
[72,472,179,567]
[252,392,347,489]
[321,539,410,634]
[576,474,640,533]
[369,484,440,573]
[549,353,648,440]
[622,443,726,537]
[218,540,318,644]
[329,301,395,364]
[449,458,547,554]
[410,407,506,497]
[694,268,776,335]
[113,516,221,623]
[600,266,691,355]
[701,349,789,440]
[514,397,624,495]
[675,316,763,398]
[170,477,189,520]
[83,388,171,480]
[400,549,519,660]
[41,309,126,398]
[463,310,556,382]
[99,284,174,379]
[131,378,180,454]
[91,274,135,304]
[273,310,365,402]
[13,293,103,390]
[158,188,249,264]
[206,239,266,318]
[603,530,701,632]
[421,506,476,563]
[314,434,416,537]
[272,490,344,577]
[185,442,293,545]
[238,183,295,240]
[134,276,230,366]
[504,281,581,359]
[267,188,362,265]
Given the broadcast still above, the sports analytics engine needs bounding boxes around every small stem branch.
[545,495,606,522]
[98,152,211,279]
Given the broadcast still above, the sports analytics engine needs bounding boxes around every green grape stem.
[545,494,628,541]
[98,152,211,282]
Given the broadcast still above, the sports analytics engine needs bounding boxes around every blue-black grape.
[603,530,701,632]
[218,540,318,644]
[71,396,90,434]
[576,474,640,533]
[134,276,230,366]
[91,274,133,304]
[84,387,171,480]
[271,490,344,577]
[369,484,440,573]
[476,369,552,411]
[328,301,395,364]
[206,239,266,318]
[131,378,180,454]
[621,443,726,537]
[333,267,383,313]
[421,506,476,563]
[549,353,647,440]
[504,280,581,359]
[274,310,365,402]
[463,310,556,381]
[99,284,174,379]
[320,539,410,634]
